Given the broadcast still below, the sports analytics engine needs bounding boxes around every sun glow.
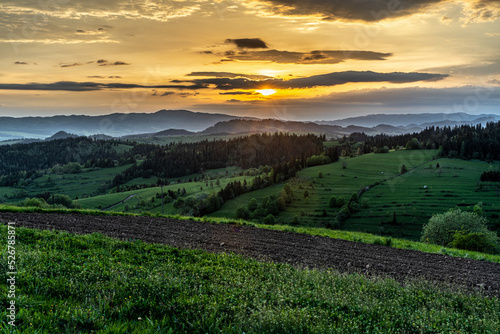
[255,89,277,96]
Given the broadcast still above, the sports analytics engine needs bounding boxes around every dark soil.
[2,212,500,297]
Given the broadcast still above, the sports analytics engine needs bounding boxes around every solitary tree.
[400,164,408,174]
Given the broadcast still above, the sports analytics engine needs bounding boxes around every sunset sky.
[1,0,500,120]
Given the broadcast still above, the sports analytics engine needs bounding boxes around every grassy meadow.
[0,224,499,333]
[2,147,500,245]
[349,158,500,239]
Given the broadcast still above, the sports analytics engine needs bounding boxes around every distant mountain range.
[0,110,247,141]
[317,112,500,127]
[1,110,498,142]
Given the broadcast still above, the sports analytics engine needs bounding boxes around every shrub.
[291,215,300,225]
[473,202,483,216]
[263,214,276,225]
[421,208,498,248]
[19,197,48,208]
[406,138,421,150]
[360,198,370,208]
[248,198,258,211]
[376,146,390,153]
[450,231,499,254]
[47,194,74,208]
[236,206,250,219]
[329,196,337,208]
[325,219,341,230]
[400,164,408,174]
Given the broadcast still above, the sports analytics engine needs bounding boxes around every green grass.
[1,224,499,333]
[349,158,500,240]
[120,166,243,188]
[77,171,259,215]
[212,150,437,223]
[0,165,134,203]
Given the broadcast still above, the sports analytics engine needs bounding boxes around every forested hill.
[0,138,135,186]
[359,122,500,161]
[1,121,499,189]
[112,133,327,185]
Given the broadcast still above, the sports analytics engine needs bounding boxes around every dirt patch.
[1,212,499,297]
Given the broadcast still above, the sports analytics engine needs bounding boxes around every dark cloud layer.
[181,71,448,90]
[0,71,448,92]
[186,72,272,80]
[14,61,29,65]
[219,91,258,95]
[60,63,83,68]
[0,81,204,92]
[98,60,131,66]
[220,49,392,64]
[254,0,444,22]
[225,38,268,48]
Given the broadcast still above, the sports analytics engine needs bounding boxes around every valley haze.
[1,110,499,141]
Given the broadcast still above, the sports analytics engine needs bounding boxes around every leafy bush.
[450,231,499,254]
[236,206,250,219]
[421,209,499,250]
[19,197,49,208]
[263,214,276,225]
[47,194,75,208]
[373,237,392,247]
[329,196,337,208]
[406,138,421,150]
[376,146,390,153]
[248,198,258,211]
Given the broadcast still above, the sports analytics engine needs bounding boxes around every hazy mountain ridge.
[0,110,247,140]
[317,112,500,127]
[199,119,408,137]
[1,110,498,143]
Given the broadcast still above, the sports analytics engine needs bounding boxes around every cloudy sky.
[1,0,500,120]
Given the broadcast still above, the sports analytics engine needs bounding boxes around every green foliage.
[318,171,323,178]
[248,198,258,211]
[421,209,498,249]
[473,202,483,216]
[450,230,499,254]
[262,214,276,225]
[329,195,337,208]
[400,164,408,174]
[406,138,421,150]
[173,197,185,209]
[236,205,251,219]
[303,189,309,198]
[376,146,390,153]
[305,154,331,167]
[18,197,49,208]
[336,196,346,207]
[47,194,75,208]
[276,196,286,211]
[373,237,392,247]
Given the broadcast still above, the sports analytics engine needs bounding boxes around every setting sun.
[255,89,277,96]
